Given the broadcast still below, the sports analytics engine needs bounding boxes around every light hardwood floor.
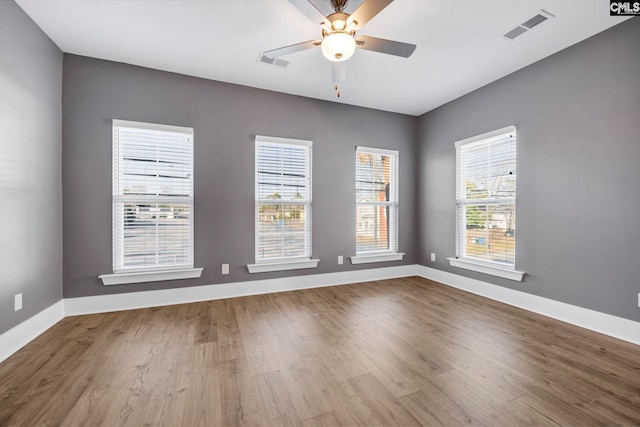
[1,276,639,426]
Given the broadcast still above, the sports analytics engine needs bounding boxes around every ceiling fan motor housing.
[325,12,352,33]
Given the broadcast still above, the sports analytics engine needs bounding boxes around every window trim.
[99,268,203,286]
[350,252,405,265]
[105,119,199,283]
[454,125,516,149]
[452,125,524,279]
[251,135,317,272]
[112,119,193,135]
[447,257,525,281]
[354,146,400,259]
[247,259,320,274]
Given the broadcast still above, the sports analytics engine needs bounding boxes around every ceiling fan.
[260,0,416,96]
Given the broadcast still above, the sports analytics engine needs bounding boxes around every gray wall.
[62,54,417,297]
[0,1,63,334]
[417,18,640,322]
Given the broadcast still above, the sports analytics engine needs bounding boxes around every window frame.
[248,135,319,273]
[99,119,202,285]
[351,146,404,264]
[448,125,524,281]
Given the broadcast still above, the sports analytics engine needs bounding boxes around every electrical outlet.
[338,255,344,265]
[221,264,229,275]
[430,253,436,262]
[14,293,22,311]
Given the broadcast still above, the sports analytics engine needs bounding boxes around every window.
[248,136,318,273]
[100,120,202,285]
[450,125,524,281]
[352,147,403,264]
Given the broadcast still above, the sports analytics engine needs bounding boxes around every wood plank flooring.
[1,276,639,426]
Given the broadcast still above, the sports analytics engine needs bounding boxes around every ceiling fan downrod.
[330,0,348,13]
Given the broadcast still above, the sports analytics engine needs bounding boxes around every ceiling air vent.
[522,13,548,29]
[503,9,555,40]
[257,53,290,69]
[504,26,527,40]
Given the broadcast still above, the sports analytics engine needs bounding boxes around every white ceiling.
[16,0,629,116]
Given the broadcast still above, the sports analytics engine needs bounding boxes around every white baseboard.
[3,264,638,366]
[415,265,640,346]
[0,300,65,364]
[65,265,419,316]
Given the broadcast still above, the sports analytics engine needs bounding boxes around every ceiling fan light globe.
[321,33,356,62]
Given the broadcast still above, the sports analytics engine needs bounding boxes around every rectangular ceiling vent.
[503,9,555,40]
[257,53,290,69]
[504,26,527,40]
[522,13,548,29]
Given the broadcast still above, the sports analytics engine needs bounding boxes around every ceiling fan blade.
[288,0,328,25]
[347,0,393,30]
[262,40,322,59]
[355,35,416,58]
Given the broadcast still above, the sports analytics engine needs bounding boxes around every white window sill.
[247,259,320,274]
[447,257,525,282]
[99,267,203,286]
[350,252,405,265]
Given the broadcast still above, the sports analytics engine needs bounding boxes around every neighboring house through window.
[352,146,403,264]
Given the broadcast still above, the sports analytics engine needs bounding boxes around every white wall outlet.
[14,293,22,311]
[338,255,344,265]
[430,252,436,262]
[221,264,229,275]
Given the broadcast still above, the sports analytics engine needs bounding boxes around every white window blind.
[355,147,399,254]
[112,120,194,272]
[455,126,517,267]
[255,136,312,263]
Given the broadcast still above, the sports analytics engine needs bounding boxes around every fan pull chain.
[334,84,341,98]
